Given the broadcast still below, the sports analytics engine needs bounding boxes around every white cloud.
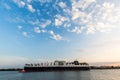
[54,14,69,26]
[49,31,62,41]
[29,19,51,28]
[13,0,120,40]
[41,20,51,28]
[39,0,52,3]
[95,22,112,33]
[71,0,96,11]
[27,4,35,12]
[41,30,47,33]
[34,27,41,33]
[58,2,67,8]
[27,0,32,3]
[70,27,84,34]
[86,24,96,34]
[55,19,63,26]
[29,19,39,25]
[42,0,117,37]
[87,2,120,34]
[102,2,114,9]
[68,0,120,34]
[18,25,22,29]
[34,27,47,33]
[51,0,120,36]
[72,11,87,20]
[13,0,25,8]
[64,23,71,28]
[22,31,27,37]
[86,22,112,34]
[19,1,25,7]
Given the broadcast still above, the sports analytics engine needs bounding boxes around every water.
[0,69,120,80]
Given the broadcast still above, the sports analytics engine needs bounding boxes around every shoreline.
[0,68,22,71]
[0,66,120,71]
[90,66,120,69]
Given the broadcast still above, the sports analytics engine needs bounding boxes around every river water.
[0,69,120,80]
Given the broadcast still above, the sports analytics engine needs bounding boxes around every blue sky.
[0,0,120,68]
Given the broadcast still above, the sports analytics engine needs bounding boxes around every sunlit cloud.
[40,20,51,28]
[22,31,28,37]
[27,0,32,3]
[18,25,22,29]
[54,14,69,27]
[34,27,41,33]
[58,2,67,8]
[27,4,35,12]
[9,0,120,40]
[49,30,62,41]
[13,0,25,8]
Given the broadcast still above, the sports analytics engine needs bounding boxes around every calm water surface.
[0,69,120,80]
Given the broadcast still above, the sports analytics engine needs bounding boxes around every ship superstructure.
[22,60,90,72]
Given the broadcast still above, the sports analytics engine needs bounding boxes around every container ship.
[20,60,90,72]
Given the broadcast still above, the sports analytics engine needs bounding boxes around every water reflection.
[1,70,120,80]
[21,71,91,80]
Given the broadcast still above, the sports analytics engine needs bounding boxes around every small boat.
[19,69,26,73]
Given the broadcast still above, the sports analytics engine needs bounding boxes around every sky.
[0,0,120,68]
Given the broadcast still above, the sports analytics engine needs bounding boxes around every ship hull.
[24,66,90,72]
